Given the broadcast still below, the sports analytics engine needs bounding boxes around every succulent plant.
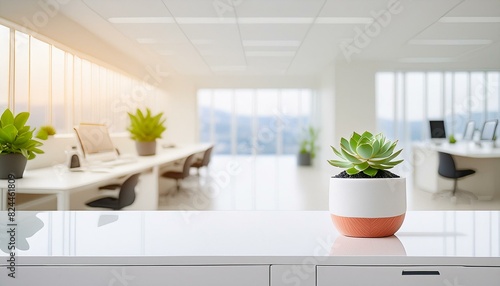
[328,131,403,177]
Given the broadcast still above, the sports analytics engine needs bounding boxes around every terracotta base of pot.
[331,213,405,238]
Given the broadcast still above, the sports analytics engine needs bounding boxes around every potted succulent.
[0,109,44,178]
[298,126,319,166]
[127,108,166,156]
[327,131,405,238]
[35,125,56,140]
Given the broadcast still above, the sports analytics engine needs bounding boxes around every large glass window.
[377,71,500,144]
[14,31,29,113]
[198,88,315,156]
[0,23,165,134]
[0,25,9,111]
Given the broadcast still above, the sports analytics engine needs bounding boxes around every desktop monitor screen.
[429,120,446,139]
[480,119,498,141]
[74,123,118,161]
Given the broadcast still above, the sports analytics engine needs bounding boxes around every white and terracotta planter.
[329,177,406,238]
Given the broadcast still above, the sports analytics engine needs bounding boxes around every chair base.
[432,189,478,205]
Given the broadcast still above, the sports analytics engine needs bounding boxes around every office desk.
[413,142,500,199]
[0,211,499,285]
[434,142,500,158]
[0,144,210,211]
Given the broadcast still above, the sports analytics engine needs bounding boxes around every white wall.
[161,76,198,146]
[333,62,378,144]
[317,64,336,169]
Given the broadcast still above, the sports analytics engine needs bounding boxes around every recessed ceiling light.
[175,17,315,24]
[315,17,374,24]
[408,39,493,45]
[245,51,296,57]
[238,17,313,24]
[108,17,175,24]
[439,17,500,23]
[398,58,455,63]
[242,40,301,47]
[176,17,236,24]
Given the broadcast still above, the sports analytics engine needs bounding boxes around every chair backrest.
[118,173,140,209]
[182,154,196,177]
[200,146,214,167]
[480,119,498,141]
[463,121,475,140]
[437,152,456,179]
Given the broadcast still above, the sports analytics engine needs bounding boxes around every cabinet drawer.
[1,265,269,286]
[317,266,500,286]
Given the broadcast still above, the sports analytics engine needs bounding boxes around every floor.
[158,155,500,211]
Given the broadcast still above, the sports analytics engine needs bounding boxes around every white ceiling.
[57,0,500,76]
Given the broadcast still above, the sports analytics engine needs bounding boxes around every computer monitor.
[480,119,498,141]
[74,123,118,162]
[429,120,446,143]
[463,121,475,141]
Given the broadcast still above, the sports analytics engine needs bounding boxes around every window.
[0,25,9,111]
[198,88,314,156]
[0,22,164,134]
[377,71,500,144]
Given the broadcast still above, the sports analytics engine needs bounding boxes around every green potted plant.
[298,126,319,166]
[35,125,56,140]
[327,131,405,238]
[0,109,44,178]
[127,108,166,156]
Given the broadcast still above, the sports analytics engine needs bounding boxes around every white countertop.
[1,211,499,266]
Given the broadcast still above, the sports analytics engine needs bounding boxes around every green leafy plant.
[448,134,456,144]
[299,126,319,158]
[127,108,166,142]
[0,109,44,160]
[35,125,56,140]
[328,131,403,177]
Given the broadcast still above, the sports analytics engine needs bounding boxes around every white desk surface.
[0,144,211,211]
[1,211,499,266]
[6,144,211,191]
[415,142,500,158]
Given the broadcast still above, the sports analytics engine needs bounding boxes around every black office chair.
[436,152,476,203]
[191,146,214,175]
[86,173,140,210]
[161,153,196,191]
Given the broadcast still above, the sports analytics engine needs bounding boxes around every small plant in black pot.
[0,109,44,178]
[298,126,319,166]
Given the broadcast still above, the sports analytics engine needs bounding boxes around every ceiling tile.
[83,0,170,18]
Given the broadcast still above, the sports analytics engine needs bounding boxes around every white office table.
[434,142,500,158]
[0,144,211,211]
[0,210,499,285]
[413,142,500,199]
